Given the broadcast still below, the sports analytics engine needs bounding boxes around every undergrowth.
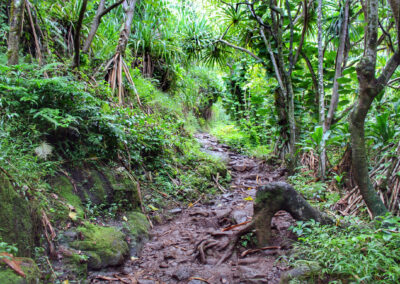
[0,62,228,217]
[290,216,400,283]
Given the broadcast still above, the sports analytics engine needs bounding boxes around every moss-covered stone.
[0,257,41,284]
[64,252,88,280]
[125,211,149,238]
[123,211,150,257]
[87,170,109,205]
[0,174,38,256]
[49,165,141,216]
[103,168,140,209]
[70,222,128,270]
[49,175,85,224]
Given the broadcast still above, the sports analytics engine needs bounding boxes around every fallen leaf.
[188,202,193,208]
[148,204,159,211]
[68,211,77,221]
[244,196,253,201]
[0,253,25,277]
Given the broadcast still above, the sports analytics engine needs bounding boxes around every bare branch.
[378,20,395,53]
[99,0,125,18]
[376,52,400,92]
[218,39,264,64]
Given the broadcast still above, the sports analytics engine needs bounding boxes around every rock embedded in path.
[172,266,194,281]
[188,279,208,284]
[231,210,248,224]
[168,208,182,214]
[138,279,157,284]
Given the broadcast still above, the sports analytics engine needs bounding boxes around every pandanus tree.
[105,0,141,105]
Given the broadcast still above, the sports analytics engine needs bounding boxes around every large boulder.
[48,164,141,225]
[70,222,129,270]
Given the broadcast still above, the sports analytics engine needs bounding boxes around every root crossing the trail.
[91,133,298,283]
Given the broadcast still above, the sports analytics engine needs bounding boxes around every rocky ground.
[89,133,296,283]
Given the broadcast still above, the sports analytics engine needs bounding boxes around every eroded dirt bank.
[90,133,296,283]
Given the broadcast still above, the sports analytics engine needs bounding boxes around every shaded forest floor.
[90,133,297,283]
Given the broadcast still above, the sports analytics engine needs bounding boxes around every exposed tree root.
[194,222,254,265]
[194,182,332,265]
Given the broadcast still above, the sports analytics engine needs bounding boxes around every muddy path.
[91,133,296,283]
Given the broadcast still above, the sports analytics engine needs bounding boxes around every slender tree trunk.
[317,0,326,178]
[326,0,350,129]
[7,0,25,65]
[72,0,88,68]
[82,0,124,54]
[269,0,296,167]
[83,0,105,54]
[116,0,137,55]
[350,0,400,217]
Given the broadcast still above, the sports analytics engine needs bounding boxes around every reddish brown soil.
[90,133,296,283]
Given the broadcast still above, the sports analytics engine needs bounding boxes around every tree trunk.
[350,0,400,217]
[317,0,326,178]
[72,0,88,68]
[274,89,290,159]
[268,0,296,167]
[82,0,124,54]
[116,0,137,55]
[326,0,350,129]
[254,182,332,246]
[7,0,25,65]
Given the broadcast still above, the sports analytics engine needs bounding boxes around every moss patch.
[70,222,128,269]
[125,211,150,238]
[49,175,85,224]
[103,167,140,209]
[0,174,38,256]
[0,257,40,284]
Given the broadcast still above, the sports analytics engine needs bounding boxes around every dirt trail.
[91,133,296,283]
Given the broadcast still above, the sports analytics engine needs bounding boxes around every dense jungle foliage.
[0,0,400,282]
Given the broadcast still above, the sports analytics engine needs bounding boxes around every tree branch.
[378,19,395,53]
[99,0,125,18]
[218,39,264,64]
[376,52,400,92]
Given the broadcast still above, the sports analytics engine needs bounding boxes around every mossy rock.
[49,165,140,217]
[0,174,39,256]
[125,211,149,238]
[0,257,40,284]
[70,223,128,270]
[123,211,150,257]
[103,168,140,209]
[48,175,85,224]
[59,251,88,281]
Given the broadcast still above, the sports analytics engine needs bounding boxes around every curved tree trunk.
[254,182,332,246]
[7,0,25,65]
[350,0,400,217]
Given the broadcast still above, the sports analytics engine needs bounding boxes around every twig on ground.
[240,246,281,257]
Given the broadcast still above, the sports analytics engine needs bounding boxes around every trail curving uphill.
[92,133,296,283]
